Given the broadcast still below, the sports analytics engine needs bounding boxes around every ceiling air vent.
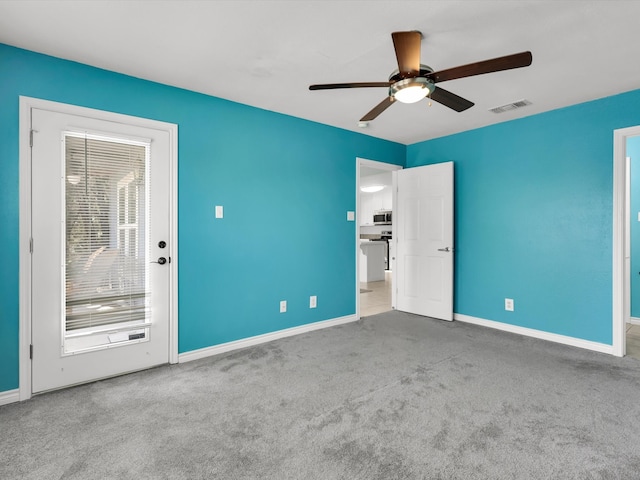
[489,99,532,114]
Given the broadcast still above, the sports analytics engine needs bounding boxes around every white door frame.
[19,97,179,400]
[355,157,402,319]
[612,125,640,357]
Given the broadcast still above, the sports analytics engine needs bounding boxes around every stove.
[375,231,393,270]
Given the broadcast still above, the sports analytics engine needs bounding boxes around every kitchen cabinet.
[359,187,392,225]
[360,194,374,225]
[379,187,392,210]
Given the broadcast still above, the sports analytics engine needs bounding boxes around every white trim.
[358,158,404,172]
[455,314,614,355]
[391,170,398,310]
[168,121,179,365]
[624,155,631,353]
[179,314,357,363]
[628,317,640,326]
[613,126,640,357]
[355,157,402,319]
[19,98,32,401]
[0,389,20,406]
[19,96,179,401]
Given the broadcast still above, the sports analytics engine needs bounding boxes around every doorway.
[19,98,178,399]
[623,134,640,359]
[614,125,640,358]
[356,158,401,318]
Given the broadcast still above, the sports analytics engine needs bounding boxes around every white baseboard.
[179,311,618,363]
[454,314,614,355]
[179,314,358,363]
[628,317,640,326]
[0,389,20,406]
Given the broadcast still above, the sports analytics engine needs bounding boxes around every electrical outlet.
[505,298,514,311]
[280,300,287,313]
[309,295,317,308]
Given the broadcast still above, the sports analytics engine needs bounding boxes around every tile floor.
[627,324,640,360]
[360,270,392,317]
[359,279,640,361]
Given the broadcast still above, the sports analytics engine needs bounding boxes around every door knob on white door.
[437,247,453,252]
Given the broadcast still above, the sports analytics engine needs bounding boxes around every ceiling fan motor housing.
[388,64,434,82]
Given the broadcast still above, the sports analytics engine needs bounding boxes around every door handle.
[151,257,168,265]
[437,247,453,252]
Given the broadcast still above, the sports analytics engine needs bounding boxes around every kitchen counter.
[360,241,385,282]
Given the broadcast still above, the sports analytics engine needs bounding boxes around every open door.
[394,162,454,320]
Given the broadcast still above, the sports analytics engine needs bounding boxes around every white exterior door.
[394,162,454,320]
[30,106,173,393]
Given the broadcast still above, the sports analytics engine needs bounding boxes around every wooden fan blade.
[392,31,422,77]
[360,97,395,121]
[428,51,532,83]
[429,87,474,112]
[309,82,390,90]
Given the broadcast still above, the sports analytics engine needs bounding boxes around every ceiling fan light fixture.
[361,185,385,193]
[391,77,434,104]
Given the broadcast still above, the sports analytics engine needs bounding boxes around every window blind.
[64,133,149,333]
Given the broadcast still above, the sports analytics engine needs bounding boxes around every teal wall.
[4,41,640,396]
[629,137,640,318]
[0,44,405,392]
[407,90,640,344]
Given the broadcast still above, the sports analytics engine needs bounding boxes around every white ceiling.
[360,166,389,178]
[2,1,640,145]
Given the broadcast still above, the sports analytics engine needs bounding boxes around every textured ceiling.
[2,1,640,145]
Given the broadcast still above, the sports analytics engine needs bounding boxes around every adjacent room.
[3,1,640,477]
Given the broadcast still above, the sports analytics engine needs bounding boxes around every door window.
[64,133,150,353]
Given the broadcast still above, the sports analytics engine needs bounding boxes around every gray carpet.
[2,311,640,479]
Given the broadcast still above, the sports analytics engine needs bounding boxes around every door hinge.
[29,129,34,147]
[29,237,33,253]
[29,344,33,360]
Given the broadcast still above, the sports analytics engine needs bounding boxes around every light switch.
[215,205,224,219]
[347,211,355,221]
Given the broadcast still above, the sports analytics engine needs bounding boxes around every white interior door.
[395,162,454,320]
[30,107,172,393]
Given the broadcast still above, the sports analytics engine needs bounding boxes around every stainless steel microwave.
[373,210,392,225]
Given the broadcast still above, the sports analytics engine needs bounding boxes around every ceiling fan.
[309,31,532,122]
